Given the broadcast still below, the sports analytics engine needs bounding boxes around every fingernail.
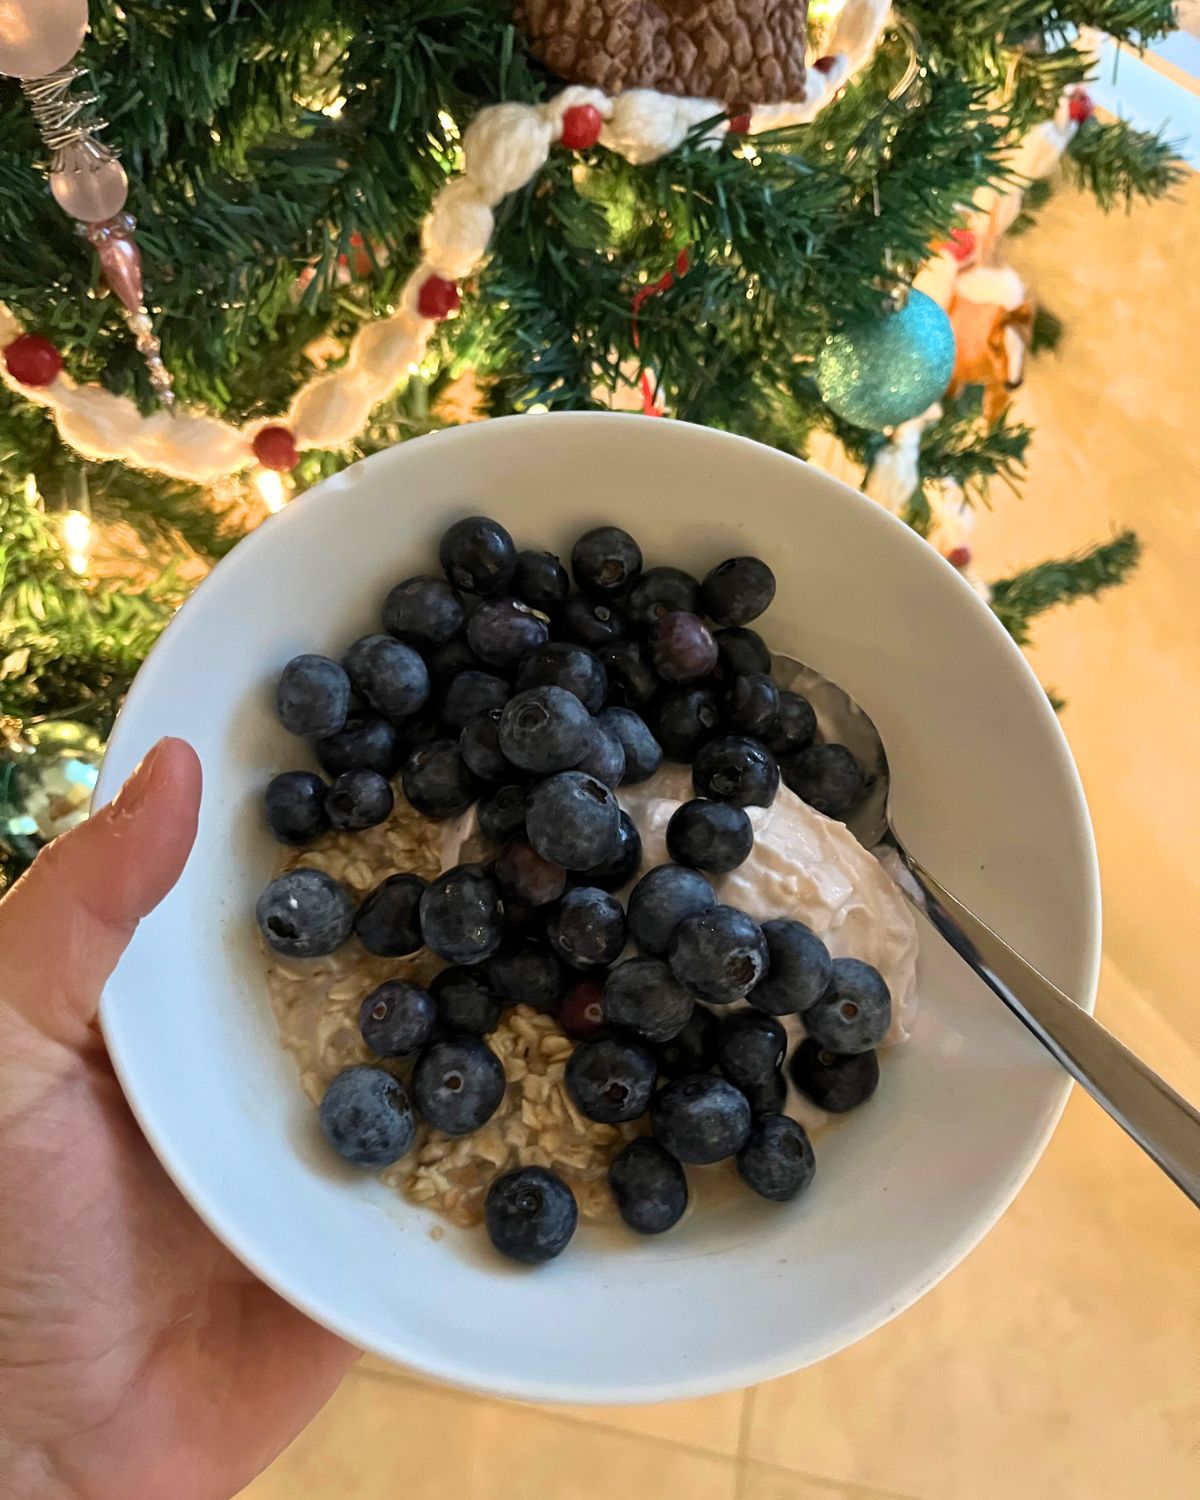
[110,738,169,815]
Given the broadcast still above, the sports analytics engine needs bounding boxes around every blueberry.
[596,707,662,784]
[440,669,510,731]
[668,904,769,1004]
[513,548,569,613]
[602,957,694,1043]
[789,1039,880,1112]
[654,686,721,761]
[802,958,891,1053]
[420,864,504,965]
[430,966,503,1035]
[656,1003,720,1079]
[724,673,780,736]
[597,641,659,710]
[693,735,779,808]
[256,868,354,958]
[559,978,606,1038]
[571,525,643,598]
[609,1138,688,1234]
[276,654,351,739]
[781,743,867,818]
[627,865,715,956]
[651,1075,752,1164]
[485,1166,578,1264]
[740,1069,788,1116]
[488,941,568,1010]
[572,810,642,891]
[736,1114,815,1201]
[761,691,817,756]
[424,636,485,686]
[747,918,832,1015]
[353,873,426,957]
[498,685,591,773]
[467,595,550,668]
[716,1010,787,1092]
[562,594,630,647]
[315,712,403,778]
[477,782,529,845]
[546,886,627,970]
[326,768,394,831]
[439,515,517,595]
[701,556,776,627]
[652,611,718,683]
[393,714,441,760]
[414,1036,506,1134]
[264,770,330,845]
[319,1066,416,1167]
[576,721,625,788]
[494,840,566,908]
[402,739,482,819]
[382,575,464,645]
[459,711,508,781]
[714,626,771,681]
[625,566,700,629]
[359,980,437,1056]
[525,771,620,870]
[343,635,430,722]
[515,641,607,713]
[666,798,753,874]
[565,1031,658,1123]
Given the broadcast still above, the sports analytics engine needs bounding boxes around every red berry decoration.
[4,333,63,388]
[814,54,838,74]
[945,228,976,262]
[560,103,603,151]
[727,110,752,136]
[252,425,299,472]
[1068,90,1095,125]
[416,274,461,320]
[945,545,972,569]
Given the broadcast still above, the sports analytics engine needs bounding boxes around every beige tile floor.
[241,176,1200,1500]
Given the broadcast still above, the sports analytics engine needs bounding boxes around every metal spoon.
[774,654,1200,1208]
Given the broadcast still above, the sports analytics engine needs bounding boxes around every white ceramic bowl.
[97,414,1099,1404]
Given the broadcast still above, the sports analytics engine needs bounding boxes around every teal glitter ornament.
[815,289,956,431]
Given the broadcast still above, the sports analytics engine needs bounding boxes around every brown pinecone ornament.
[515,0,809,103]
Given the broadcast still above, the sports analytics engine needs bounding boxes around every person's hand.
[0,739,357,1500]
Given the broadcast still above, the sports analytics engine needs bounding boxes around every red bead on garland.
[4,333,63,388]
[1068,89,1095,124]
[252,425,299,472]
[417,274,461,320]
[727,111,752,136]
[560,104,603,150]
[945,545,972,569]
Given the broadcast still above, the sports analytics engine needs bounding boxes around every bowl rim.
[96,411,1101,1403]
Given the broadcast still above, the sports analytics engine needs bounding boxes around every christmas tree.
[0,0,1182,881]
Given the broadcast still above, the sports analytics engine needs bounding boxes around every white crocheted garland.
[0,0,889,485]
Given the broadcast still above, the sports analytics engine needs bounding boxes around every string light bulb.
[253,467,287,514]
[61,508,93,574]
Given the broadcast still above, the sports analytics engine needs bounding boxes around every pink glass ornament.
[51,143,128,222]
[0,0,89,80]
[93,227,143,315]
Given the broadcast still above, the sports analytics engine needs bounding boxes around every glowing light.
[22,472,38,505]
[254,469,287,514]
[323,95,347,119]
[437,110,460,140]
[61,509,93,574]
[526,403,549,414]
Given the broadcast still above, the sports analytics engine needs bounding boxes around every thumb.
[0,736,201,1048]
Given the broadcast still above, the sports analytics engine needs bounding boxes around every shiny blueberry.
[485,1166,578,1264]
[559,979,606,1039]
[789,1039,880,1112]
[654,686,721,761]
[565,1031,658,1124]
[716,1010,787,1092]
[781,743,867,818]
[561,593,630,647]
[571,525,643,598]
[546,886,628,970]
[515,641,607,713]
[467,595,550,668]
[276,654,351,739]
[402,740,481,818]
[761,691,817,756]
[430,966,503,1036]
[693,734,779,808]
[423,636,484,686]
[736,1114,815,1201]
[256,868,354,958]
[420,864,504,965]
[477,782,529,846]
[325,768,394,831]
[440,669,510,731]
[666,798,753,874]
[414,1036,506,1135]
[359,980,437,1057]
[315,712,403,778]
[488,941,568,1010]
[625,565,701,629]
[353,873,426,957]
[439,515,517,595]
[264,770,330,846]
[714,626,771,681]
[701,556,776,627]
[747,918,832,1015]
[656,1003,721,1079]
[626,864,715,956]
[513,548,570,613]
[740,1069,788,1116]
[382,575,464,645]
[343,634,430,722]
[597,641,659,710]
[652,611,718,683]
[724,673,780,736]
[498,685,591,773]
[459,710,508,781]
[609,1138,688,1234]
[651,1074,752,1164]
[596,707,662,784]
[319,1066,416,1167]
[602,958,694,1043]
[525,771,620,870]
[802,958,892,1053]
[668,904,769,1005]
[494,840,567,908]
[575,721,625,788]
[572,810,642,892]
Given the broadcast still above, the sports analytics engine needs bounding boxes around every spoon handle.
[886,839,1200,1208]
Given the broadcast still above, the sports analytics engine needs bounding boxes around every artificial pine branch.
[1066,117,1187,209]
[990,531,1141,644]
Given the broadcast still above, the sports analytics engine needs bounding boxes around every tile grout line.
[740,1454,931,1500]
[733,1384,757,1500]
